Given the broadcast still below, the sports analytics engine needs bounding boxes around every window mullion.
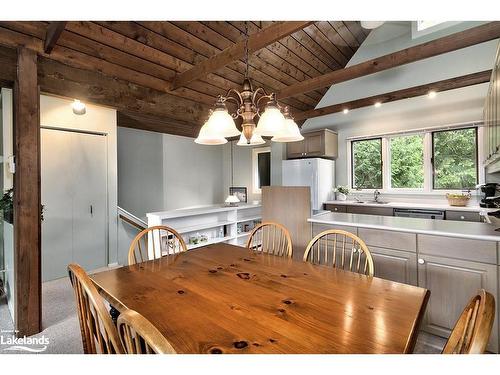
[423,132,432,192]
[382,137,390,190]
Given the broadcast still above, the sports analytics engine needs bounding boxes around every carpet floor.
[0,277,445,354]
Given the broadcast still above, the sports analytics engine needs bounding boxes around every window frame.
[350,137,383,190]
[431,126,479,190]
[252,146,271,195]
[347,125,482,194]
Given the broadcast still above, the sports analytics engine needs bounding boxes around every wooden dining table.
[91,243,430,354]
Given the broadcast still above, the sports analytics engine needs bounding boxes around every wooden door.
[370,246,417,285]
[41,129,107,281]
[417,254,498,352]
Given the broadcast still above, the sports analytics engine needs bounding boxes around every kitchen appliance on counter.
[282,158,334,212]
[394,208,445,220]
[479,183,500,207]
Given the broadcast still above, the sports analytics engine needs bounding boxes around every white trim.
[348,124,482,194]
[252,146,271,195]
[345,120,483,141]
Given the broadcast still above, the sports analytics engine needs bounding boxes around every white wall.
[117,128,224,216]
[40,95,119,264]
[303,21,498,196]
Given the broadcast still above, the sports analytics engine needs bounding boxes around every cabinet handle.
[334,208,338,211]
[418,258,425,265]
[460,216,465,220]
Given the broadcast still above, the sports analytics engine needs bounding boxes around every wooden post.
[13,47,41,336]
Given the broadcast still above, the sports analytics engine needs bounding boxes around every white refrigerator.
[282,158,335,212]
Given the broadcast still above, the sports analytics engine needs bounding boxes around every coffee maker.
[479,183,500,207]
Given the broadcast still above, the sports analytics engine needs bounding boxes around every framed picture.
[229,187,247,203]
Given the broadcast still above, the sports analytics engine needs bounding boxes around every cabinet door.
[346,205,394,216]
[324,204,347,213]
[304,133,324,156]
[417,254,498,352]
[445,210,480,222]
[370,246,417,285]
[286,140,305,159]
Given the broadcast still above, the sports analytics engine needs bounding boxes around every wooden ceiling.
[0,21,369,132]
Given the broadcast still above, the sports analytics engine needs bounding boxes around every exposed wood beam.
[294,70,492,121]
[172,21,314,90]
[14,47,41,336]
[44,21,66,54]
[279,22,500,99]
[118,111,201,138]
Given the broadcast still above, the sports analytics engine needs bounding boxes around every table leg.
[110,305,120,324]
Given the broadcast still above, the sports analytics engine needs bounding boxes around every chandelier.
[195,23,303,146]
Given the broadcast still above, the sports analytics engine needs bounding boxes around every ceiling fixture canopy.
[360,21,384,29]
[195,22,302,146]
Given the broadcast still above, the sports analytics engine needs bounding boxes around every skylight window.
[417,21,445,31]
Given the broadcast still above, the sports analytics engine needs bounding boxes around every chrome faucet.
[374,189,381,202]
[354,196,361,202]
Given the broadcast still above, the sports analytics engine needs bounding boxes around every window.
[390,134,424,189]
[252,147,271,194]
[348,125,481,192]
[351,138,382,189]
[432,128,478,190]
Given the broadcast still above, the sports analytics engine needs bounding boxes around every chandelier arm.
[224,88,244,105]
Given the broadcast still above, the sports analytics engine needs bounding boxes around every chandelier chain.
[244,21,249,79]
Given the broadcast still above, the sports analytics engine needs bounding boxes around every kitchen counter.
[323,200,497,213]
[309,211,500,242]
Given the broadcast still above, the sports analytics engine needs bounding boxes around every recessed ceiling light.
[72,99,86,115]
[374,102,382,108]
[343,108,349,114]
[428,90,437,99]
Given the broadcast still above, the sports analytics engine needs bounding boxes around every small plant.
[334,185,350,195]
[0,188,13,224]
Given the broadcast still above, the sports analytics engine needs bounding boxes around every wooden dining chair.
[117,309,176,354]
[128,225,187,265]
[303,229,374,277]
[67,263,124,354]
[442,289,495,354]
[245,222,293,258]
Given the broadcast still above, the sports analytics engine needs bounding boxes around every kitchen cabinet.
[345,205,394,217]
[445,210,481,222]
[417,253,498,352]
[370,246,417,286]
[286,129,338,159]
[484,42,500,171]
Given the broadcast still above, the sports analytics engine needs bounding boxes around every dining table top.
[91,243,430,354]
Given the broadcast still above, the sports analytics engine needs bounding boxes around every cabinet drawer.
[446,210,480,222]
[358,228,416,252]
[324,204,347,213]
[312,223,357,237]
[417,234,497,264]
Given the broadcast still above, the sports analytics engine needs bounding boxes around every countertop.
[323,200,498,213]
[308,211,500,242]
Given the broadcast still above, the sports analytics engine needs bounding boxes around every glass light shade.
[225,194,240,204]
[237,132,265,146]
[272,118,304,142]
[194,122,228,145]
[206,108,240,137]
[254,106,285,136]
[72,99,86,115]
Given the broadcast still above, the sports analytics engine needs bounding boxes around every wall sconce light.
[72,99,86,115]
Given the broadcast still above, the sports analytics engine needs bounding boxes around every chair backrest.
[128,225,187,265]
[246,222,293,258]
[67,263,124,354]
[118,309,176,354]
[442,289,495,354]
[303,229,374,277]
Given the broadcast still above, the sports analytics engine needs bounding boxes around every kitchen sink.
[353,200,390,204]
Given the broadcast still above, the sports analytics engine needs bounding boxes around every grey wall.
[163,134,224,210]
[118,127,164,216]
[222,140,285,204]
[117,128,224,217]
[303,21,498,188]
